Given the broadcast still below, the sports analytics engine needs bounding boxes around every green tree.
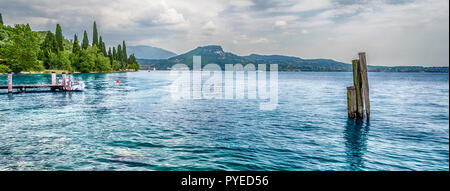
[55,24,64,51]
[48,52,58,69]
[0,24,42,72]
[0,24,11,48]
[48,51,71,71]
[78,46,97,72]
[51,32,58,52]
[112,60,120,71]
[127,54,139,71]
[128,54,136,65]
[0,13,3,26]
[70,51,80,71]
[112,47,117,61]
[99,36,103,49]
[38,31,55,68]
[0,64,10,73]
[41,31,55,51]
[108,47,112,66]
[72,34,81,54]
[92,21,98,46]
[71,34,81,69]
[122,40,128,68]
[95,52,112,72]
[117,44,122,69]
[98,36,107,56]
[82,30,89,49]
[102,42,107,56]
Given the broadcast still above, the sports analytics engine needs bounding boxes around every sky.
[0,0,448,66]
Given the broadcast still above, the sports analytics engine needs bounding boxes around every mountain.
[127,45,177,59]
[137,45,448,72]
[138,45,353,71]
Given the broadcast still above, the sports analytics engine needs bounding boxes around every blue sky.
[0,0,448,66]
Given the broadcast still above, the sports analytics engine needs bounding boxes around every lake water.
[0,71,448,171]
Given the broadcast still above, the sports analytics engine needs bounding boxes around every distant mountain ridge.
[137,45,448,72]
[127,45,176,59]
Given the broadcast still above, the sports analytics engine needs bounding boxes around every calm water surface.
[0,71,448,170]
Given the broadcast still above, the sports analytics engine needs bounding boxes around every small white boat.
[58,79,85,91]
[72,81,85,91]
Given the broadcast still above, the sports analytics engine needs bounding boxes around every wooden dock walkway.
[2,72,73,93]
[0,84,64,91]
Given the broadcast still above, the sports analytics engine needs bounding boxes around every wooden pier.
[347,52,370,119]
[1,72,73,93]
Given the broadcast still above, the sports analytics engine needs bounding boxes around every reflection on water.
[344,119,370,170]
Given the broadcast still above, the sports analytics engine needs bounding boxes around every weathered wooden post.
[67,73,72,91]
[61,72,66,91]
[51,72,56,85]
[352,59,364,118]
[7,72,12,94]
[358,52,370,118]
[347,86,357,118]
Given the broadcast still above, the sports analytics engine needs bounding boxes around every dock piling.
[61,72,66,91]
[7,72,12,94]
[347,86,357,118]
[51,72,56,85]
[352,59,364,119]
[68,73,72,91]
[358,52,370,118]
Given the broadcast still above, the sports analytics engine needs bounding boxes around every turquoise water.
[0,71,448,171]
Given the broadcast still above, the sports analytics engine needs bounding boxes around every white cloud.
[229,0,254,7]
[202,20,217,31]
[274,20,287,27]
[154,8,185,24]
[287,0,333,12]
[251,37,270,44]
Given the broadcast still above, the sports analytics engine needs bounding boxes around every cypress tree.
[99,36,103,50]
[41,31,53,50]
[55,24,64,51]
[72,34,81,54]
[112,47,117,60]
[98,36,107,56]
[41,31,57,54]
[108,47,112,65]
[82,30,89,49]
[0,13,3,25]
[122,40,127,67]
[117,44,122,68]
[92,21,98,46]
[51,32,58,53]
[42,31,58,53]
[102,42,107,56]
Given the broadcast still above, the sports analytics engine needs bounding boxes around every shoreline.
[1,70,449,75]
[0,69,138,75]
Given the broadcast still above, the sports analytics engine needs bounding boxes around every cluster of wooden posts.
[347,52,370,119]
[1,72,73,93]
